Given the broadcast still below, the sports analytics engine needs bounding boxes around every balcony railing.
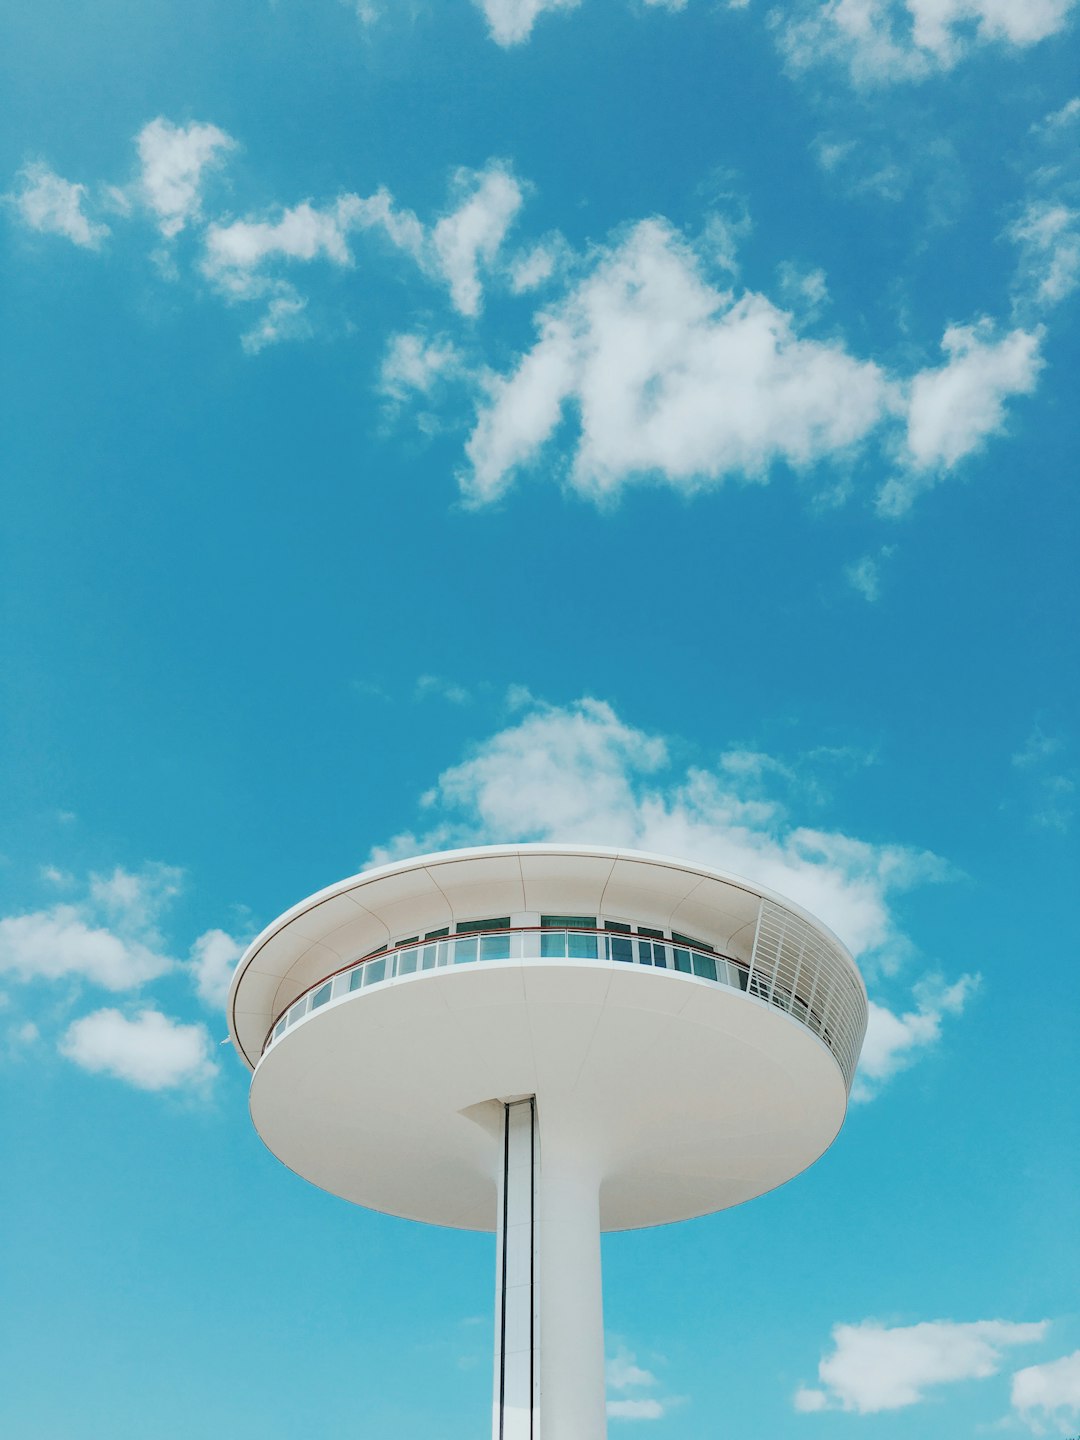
[261,922,865,1091]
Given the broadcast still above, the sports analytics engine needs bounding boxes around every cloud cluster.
[774,0,1077,86]
[8,124,535,353]
[606,1346,676,1422]
[0,863,180,990]
[8,119,1055,517]
[0,862,245,1096]
[795,1317,1048,1413]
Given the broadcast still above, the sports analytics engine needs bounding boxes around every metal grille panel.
[748,899,866,1092]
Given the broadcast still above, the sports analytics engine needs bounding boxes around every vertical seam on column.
[529,1097,536,1440]
[499,1103,509,1440]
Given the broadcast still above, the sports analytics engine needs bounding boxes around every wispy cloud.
[1010,725,1075,832]
[852,974,979,1101]
[414,674,472,705]
[7,162,109,248]
[845,545,897,601]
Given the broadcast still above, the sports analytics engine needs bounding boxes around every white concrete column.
[536,1125,606,1440]
[493,1099,539,1440]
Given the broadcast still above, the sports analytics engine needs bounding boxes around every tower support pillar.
[493,1099,607,1440]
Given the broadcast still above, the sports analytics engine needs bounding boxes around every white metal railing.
[262,922,866,1091]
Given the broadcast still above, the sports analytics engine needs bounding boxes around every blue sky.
[1,0,1078,1435]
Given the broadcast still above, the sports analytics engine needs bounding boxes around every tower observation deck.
[228,844,868,1439]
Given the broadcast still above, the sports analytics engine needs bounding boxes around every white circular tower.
[228,844,867,1439]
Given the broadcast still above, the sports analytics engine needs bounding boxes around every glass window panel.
[651,943,669,969]
[692,954,718,981]
[397,947,418,976]
[480,933,511,961]
[286,1001,306,1026]
[568,932,598,959]
[364,957,386,985]
[607,934,634,963]
[672,932,714,952]
[453,936,478,964]
[349,967,365,992]
[638,941,653,965]
[673,947,693,974]
[457,917,511,933]
[637,926,664,938]
[311,981,333,1008]
[541,915,597,930]
[604,920,632,933]
[541,932,567,959]
[420,943,439,970]
[424,927,450,940]
[273,1017,287,1039]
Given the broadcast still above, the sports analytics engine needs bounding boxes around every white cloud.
[507,240,562,294]
[432,164,525,315]
[201,185,425,347]
[380,332,463,401]
[1012,1349,1080,1434]
[607,1398,667,1420]
[1010,201,1080,311]
[0,910,171,991]
[189,928,245,1010]
[608,1349,659,1392]
[60,1007,219,1092]
[88,863,183,939]
[9,163,109,248]
[774,0,1077,86]
[475,0,582,46]
[462,219,894,505]
[0,864,181,991]
[240,291,311,354]
[203,196,369,294]
[371,695,949,966]
[607,1347,671,1421]
[135,117,235,238]
[797,1318,1049,1413]
[1034,97,1080,135]
[776,260,830,319]
[878,321,1044,515]
[852,974,978,1100]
